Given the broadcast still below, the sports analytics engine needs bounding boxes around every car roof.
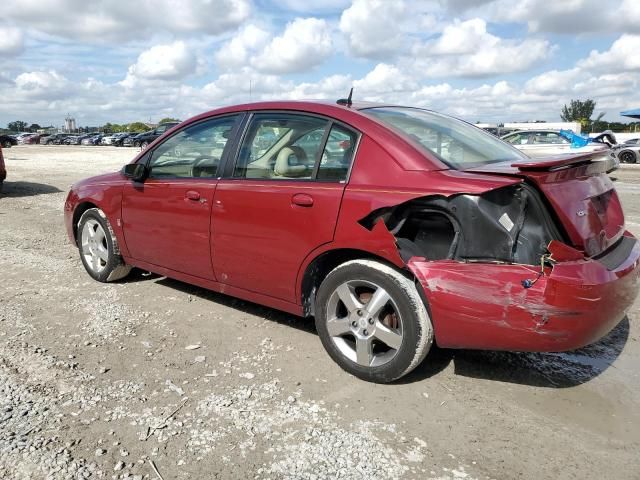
[504,130,561,135]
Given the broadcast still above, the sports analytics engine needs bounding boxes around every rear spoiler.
[512,150,613,172]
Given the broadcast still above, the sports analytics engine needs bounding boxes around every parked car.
[102,132,130,146]
[40,133,69,145]
[614,138,640,164]
[0,144,5,192]
[101,133,123,145]
[63,136,82,145]
[113,133,134,147]
[500,129,609,156]
[81,134,103,146]
[122,134,138,147]
[133,122,179,148]
[0,134,18,148]
[64,101,638,383]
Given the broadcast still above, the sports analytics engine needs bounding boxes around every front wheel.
[77,208,131,282]
[315,259,433,383]
[2,140,11,148]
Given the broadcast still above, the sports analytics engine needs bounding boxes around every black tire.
[134,141,140,148]
[77,208,132,283]
[315,259,433,383]
[620,150,637,164]
[141,141,149,149]
[2,140,11,148]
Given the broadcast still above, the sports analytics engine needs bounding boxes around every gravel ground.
[1,145,639,480]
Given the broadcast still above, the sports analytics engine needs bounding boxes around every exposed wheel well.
[301,248,411,317]
[72,202,98,245]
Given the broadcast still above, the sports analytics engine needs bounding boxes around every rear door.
[211,112,359,302]
[121,114,241,279]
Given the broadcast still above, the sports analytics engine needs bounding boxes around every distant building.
[64,116,77,132]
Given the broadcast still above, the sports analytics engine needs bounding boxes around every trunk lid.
[467,151,624,256]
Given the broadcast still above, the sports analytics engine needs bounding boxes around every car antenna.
[337,87,353,107]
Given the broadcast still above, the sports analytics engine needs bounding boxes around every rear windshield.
[363,107,526,169]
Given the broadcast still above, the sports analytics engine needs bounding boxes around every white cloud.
[340,0,408,59]
[429,19,488,55]
[276,0,351,12]
[578,34,640,72]
[0,24,24,56]
[412,18,551,78]
[524,69,581,94]
[215,24,271,70]
[1,0,251,42]
[354,63,417,94]
[488,0,640,34]
[125,41,197,83]
[252,18,332,74]
[14,70,71,100]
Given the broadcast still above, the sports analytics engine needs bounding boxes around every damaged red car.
[64,101,640,383]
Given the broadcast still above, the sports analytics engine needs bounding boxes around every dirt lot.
[1,145,639,480]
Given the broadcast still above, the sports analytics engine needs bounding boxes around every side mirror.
[123,163,147,182]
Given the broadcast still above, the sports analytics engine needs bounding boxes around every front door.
[121,115,240,279]
[212,112,359,302]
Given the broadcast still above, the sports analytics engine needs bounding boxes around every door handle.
[185,190,201,201]
[291,193,314,207]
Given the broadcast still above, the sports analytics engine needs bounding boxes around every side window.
[505,133,529,145]
[533,132,566,144]
[148,115,238,178]
[317,125,358,181]
[234,114,329,180]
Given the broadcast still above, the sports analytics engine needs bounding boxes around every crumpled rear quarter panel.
[408,238,640,351]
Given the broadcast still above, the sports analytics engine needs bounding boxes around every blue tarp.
[559,129,591,148]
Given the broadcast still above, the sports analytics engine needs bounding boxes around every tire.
[77,208,132,282]
[141,141,149,149]
[134,141,140,148]
[2,140,11,148]
[315,259,433,383]
[620,150,637,164]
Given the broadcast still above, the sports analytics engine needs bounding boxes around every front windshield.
[363,107,526,169]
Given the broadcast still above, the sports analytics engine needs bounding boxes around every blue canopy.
[621,109,640,119]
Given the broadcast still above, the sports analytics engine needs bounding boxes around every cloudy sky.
[0,0,639,128]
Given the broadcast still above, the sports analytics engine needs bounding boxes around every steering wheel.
[190,156,220,178]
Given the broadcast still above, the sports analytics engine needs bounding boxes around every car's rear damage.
[358,152,640,352]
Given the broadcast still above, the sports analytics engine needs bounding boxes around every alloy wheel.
[621,151,636,164]
[80,219,109,273]
[326,279,403,368]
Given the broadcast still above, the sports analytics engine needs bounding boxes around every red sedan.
[64,101,640,383]
[0,145,5,192]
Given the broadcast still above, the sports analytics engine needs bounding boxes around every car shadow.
[400,316,630,388]
[1,181,62,198]
[125,270,630,387]
[151,275,317,335]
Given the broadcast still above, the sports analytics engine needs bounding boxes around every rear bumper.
[408,234,640,352]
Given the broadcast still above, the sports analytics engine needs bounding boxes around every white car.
[501,130,608,158]
[613,138,640,164]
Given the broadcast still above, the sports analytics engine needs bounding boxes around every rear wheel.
[620,150,637,164]
[77,208,131,282]
[2,140,11,148]
[315,259,433,383]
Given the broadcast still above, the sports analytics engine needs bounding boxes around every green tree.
[28,123,42,132]
[7,120,29,132]
[560,99,596,129]
[128,122,150,133]
[158,117,180,124]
